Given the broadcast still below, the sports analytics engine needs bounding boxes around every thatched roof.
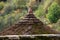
[0,13,60,35]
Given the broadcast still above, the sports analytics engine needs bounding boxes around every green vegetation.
[34,0,60,31]
[35,4,44,18]
[46,2,60,23]
[0,2,5,10]
[0,0,60,35]
[0,0,27,31]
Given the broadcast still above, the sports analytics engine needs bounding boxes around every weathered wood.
[0,8,60,35]
[0,13,60,35]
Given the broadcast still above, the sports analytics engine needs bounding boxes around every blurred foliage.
[46,2,60,23]
[0,2,5,10]
[35,3,44,18]
[0,10,27,31]
[55,0,60,5]
[33,0,50,25]
[0,0,28,31]
[35,0,54,18]
[12,0,27,9]
[0,0,60,33]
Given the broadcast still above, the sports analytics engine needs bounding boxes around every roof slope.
[0,14,60,35]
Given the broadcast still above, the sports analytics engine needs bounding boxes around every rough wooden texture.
[0,14,60,35]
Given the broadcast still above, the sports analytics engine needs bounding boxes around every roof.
[0,14,60,35]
